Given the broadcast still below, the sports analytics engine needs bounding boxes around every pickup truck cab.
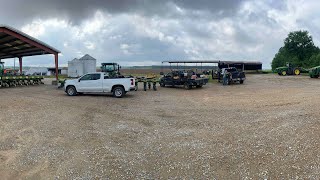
[64,72,135,98]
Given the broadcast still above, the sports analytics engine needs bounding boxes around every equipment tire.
[184,82,191,90]
[113,86,125,98]
[281,71,287,76]
[294,68,301,75]
[66,86,77,96]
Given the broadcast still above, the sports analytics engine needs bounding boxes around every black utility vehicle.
[218,67,246,85]
[159,70,209,89]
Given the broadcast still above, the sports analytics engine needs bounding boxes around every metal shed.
[0,25,60,79]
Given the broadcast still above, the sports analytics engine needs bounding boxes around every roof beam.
[0,43,30,52]
[5,47,39,54]
[0,38,20,45]
[0,28,57,54]
[15,51,50,57]
[0,34,10,40]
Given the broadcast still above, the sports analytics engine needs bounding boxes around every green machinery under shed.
[0,25,60,87]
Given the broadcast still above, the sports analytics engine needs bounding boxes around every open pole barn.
[0,25,60,80]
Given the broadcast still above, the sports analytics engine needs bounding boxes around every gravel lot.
[0,74,320,179]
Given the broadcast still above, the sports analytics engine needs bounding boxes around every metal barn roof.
[0,25,60,59]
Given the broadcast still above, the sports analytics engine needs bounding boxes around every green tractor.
[309,66,320,78]
[101,63,122,77]
[275,62,305,76]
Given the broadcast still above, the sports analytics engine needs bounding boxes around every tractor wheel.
[281,71,287,76]
[294,68,301,75]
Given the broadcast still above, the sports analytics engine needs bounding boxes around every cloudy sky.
[1,0,319,68]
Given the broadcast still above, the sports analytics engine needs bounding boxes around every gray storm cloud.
[1,0,245,24]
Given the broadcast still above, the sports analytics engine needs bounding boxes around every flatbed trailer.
[0,75,44,87]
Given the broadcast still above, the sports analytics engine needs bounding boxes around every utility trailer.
[160,61,209,90]
[159,70,208,89]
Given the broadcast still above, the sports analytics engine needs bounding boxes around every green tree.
[271,30,320,70]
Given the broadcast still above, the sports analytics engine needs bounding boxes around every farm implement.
[0,62,43,88]
[135,74,158,91]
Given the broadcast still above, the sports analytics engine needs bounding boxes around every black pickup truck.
[218,67,246,85]
[159,71,209,89]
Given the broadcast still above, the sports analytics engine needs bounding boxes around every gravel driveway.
[0,74,319,179]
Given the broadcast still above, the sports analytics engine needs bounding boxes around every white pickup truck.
[64,72,135,98]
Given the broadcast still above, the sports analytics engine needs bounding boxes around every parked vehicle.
[64,72,135,98]
[218,67,246,85]
[309,66,320,78]
[159,70,209,89]
[275,62,307,76]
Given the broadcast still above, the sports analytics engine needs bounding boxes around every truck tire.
[196,85,203,88]
[240,80,244,84]
[66,86,77,96]
[160,81,165,87]
[113,86,125,98]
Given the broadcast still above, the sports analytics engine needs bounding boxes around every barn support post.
[19,57,22,74]
[54,53,59,80]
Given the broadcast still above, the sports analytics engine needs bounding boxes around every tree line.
[272,30,320,70]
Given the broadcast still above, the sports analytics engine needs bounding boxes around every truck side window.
[104,75,109,79]
[80,74,91,81]
[91,74,101,80]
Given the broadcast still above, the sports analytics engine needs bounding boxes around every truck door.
[102,74,113,92]
[78,73,103,92]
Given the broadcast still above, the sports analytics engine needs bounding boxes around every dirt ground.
[0,74,320,179]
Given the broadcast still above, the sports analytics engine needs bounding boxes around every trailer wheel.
[184,82,191,90]
[66,86,77,96]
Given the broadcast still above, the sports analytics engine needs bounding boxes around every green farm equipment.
[135,74,158,91]
[309,66,320,78]
[0,62,43,88]
[275,62,307,76]
[101,63,123,77]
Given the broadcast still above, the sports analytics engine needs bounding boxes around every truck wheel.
[294,68,301,75]
[196,85,203,88]
[113,86,125,98]
[240,80,244,84]
[160,81,165,87]
[66,86,77,96]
